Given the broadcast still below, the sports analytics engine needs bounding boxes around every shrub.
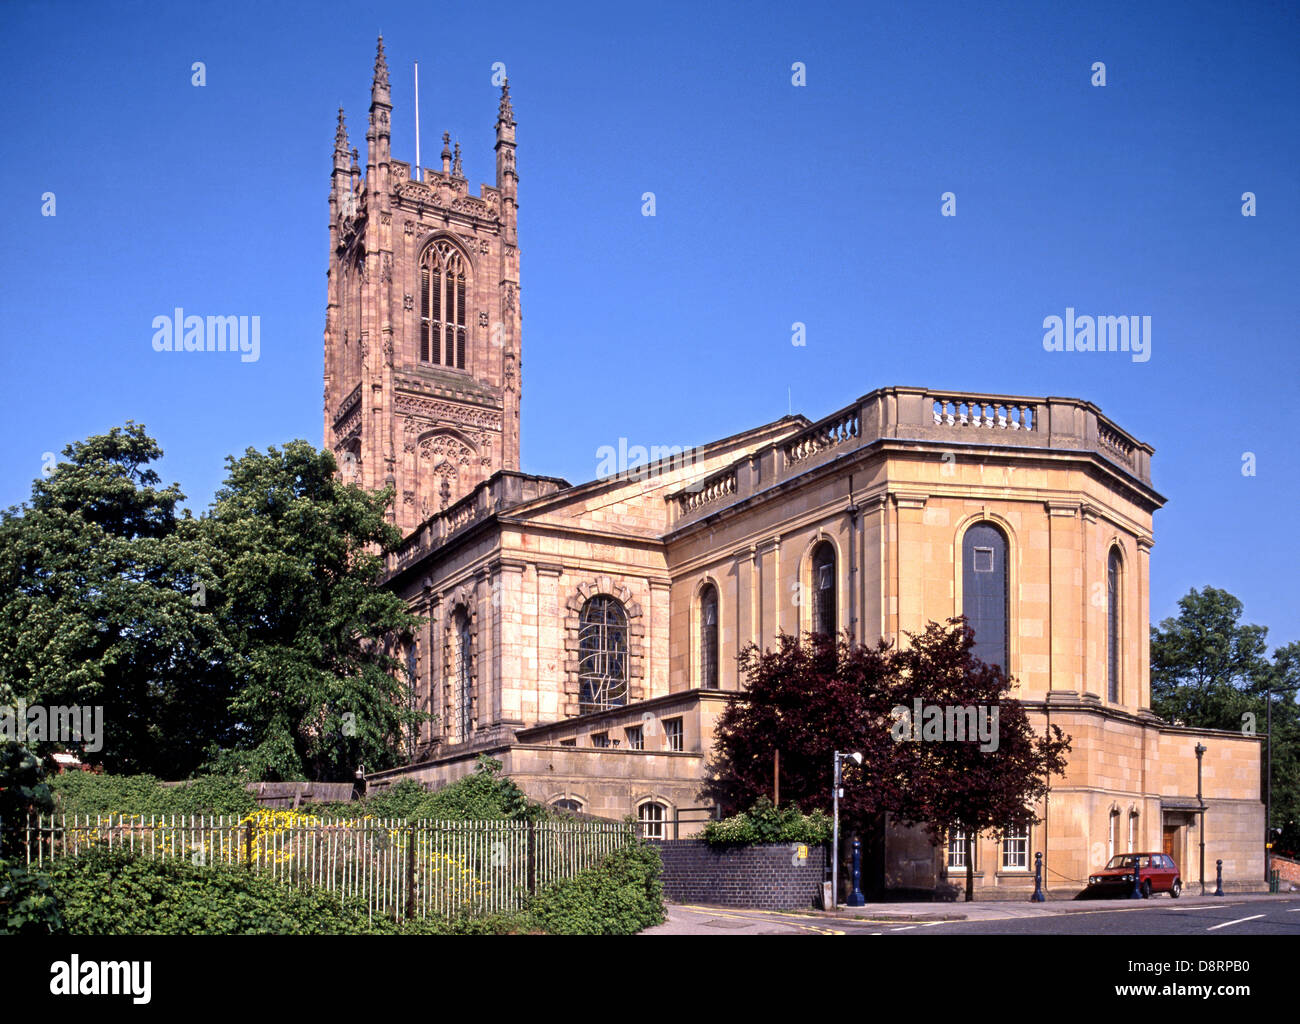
[0,859,63,935]
[33,835,663,935]
[530,841,665,935]
[306,756,544,822]
[49,772,256,819]
[702,797,832,846]
[47,847,393,935]
[0,741,55,855]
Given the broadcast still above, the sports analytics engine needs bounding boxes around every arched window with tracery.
[578,596,628,712]
[420,240,468,369]
[962,522,1009,673]
[1107,548,1122,703]
[405,641,418,760]
[810,541,837,638]
[700,583,719,689]
[451,607,473,741]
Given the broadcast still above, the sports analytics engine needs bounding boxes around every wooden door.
[1163,826,1178,862]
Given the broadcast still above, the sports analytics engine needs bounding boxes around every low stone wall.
[653,839,826,910]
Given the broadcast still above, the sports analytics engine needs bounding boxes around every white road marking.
[1206,914,1265,931]
[890,925,918,931]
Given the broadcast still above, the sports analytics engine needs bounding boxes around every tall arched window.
[637,801,667,840]
[578,596,628,712]
[420,240,468,369]
[452,607,473,741]
[1107,548,1122,703]
[811,541,837,638]
[405,642,418,760]
[700,583,719,689]
[962,523,1009,672]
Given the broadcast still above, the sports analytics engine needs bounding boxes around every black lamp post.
[1195,742,1207,895]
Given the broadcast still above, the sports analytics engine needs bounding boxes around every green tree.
[1150,587,1271,727]
[0,424,232,774]
[199,440,427,781]
[1151,587,1300,856]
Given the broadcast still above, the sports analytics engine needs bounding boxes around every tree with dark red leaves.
[704,619,1071,903]
[892,619,1071,901]
[702,631,908,835]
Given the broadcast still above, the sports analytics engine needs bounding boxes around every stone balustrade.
[668,386,1154,528]
[784,406,861,466]
[387,471,567,579]
[675,467,737,515]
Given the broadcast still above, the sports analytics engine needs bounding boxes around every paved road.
[877,898,1300,935]
[646,896,1300,935]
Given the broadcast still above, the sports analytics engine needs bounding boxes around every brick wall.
[1271,853,1300,890]
[653,840,826,909]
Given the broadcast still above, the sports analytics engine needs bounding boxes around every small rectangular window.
[625,725,643,750]
[664,718,684,752]
[947,830,968,869]
[973,547,994,573]
[591,732,610,748]
[559,739,575,747]
[1001,828,1029,870]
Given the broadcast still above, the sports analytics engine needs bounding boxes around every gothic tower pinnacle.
[323,42,522,535]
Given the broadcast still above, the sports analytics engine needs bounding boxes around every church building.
[324,40,1264,896]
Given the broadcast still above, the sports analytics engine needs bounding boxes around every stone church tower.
[323,37,521,536]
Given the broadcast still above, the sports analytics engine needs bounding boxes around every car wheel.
[1171,878,1182,898]
[1141,879,1152,899]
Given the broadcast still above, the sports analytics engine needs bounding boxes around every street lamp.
[1195,743,1207,895]
[831,750,863,909]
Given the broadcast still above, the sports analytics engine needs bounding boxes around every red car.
[1087,853,1183,898]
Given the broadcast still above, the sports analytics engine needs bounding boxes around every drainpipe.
[846,475,859,644]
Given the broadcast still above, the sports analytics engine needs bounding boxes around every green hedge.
[530,841,665,935]
[0,859,63,935]
[8,837,664,936]
[702,797,832,846]
[45,847,393,935]
[304,757,544,822]
[49,772,256,818]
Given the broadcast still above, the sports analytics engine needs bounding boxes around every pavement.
[643,892,1300,935]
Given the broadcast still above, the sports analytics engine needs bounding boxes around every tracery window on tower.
[420,240,468,370]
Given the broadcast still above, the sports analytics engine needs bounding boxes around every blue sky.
[2,0,1297,649]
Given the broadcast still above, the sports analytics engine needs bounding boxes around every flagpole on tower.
[414,61,421,182]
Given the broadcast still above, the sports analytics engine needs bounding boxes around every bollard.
[1130,854,1145,899]
[847,836,866,906]
[1215,859,1224,897]
[1031,851,1046,902]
